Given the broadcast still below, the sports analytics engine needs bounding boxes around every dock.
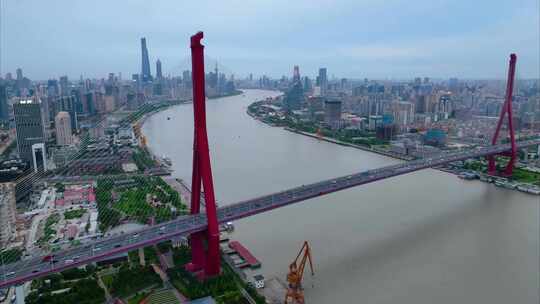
[259,277,288,304]
[227,241,261,269]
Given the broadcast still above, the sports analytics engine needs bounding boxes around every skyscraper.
[47,79,59,96]
[324,98,342,129]
[156,59,163,80]
[183,70,192,89]
[140,38,152,83]
[16,68,23,82]
[448,78,459,92]
[55,96,78,130]
[13,99,45,163]
[293,65,300,82]
[15,68,27,95]
[59,76,69,96]
[55,111,73,146]
[318,68,328,96]
[303,76,312,91]
[0,82,8,120]
[284,81,304,112]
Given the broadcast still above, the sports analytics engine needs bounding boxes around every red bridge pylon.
[487,54,517,177]
[185,32,221,278]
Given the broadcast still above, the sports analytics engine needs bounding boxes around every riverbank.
[284,127,414,161]
[247,103,415,162]
[208,89,243,100]
[247,100,540,195]
[133,89,243,127]
[142,89,539,304]
[138,91,243,160]
[131,99,191,127]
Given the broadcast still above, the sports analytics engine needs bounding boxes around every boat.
[458,172,477,180]
[517,184,540,195]
[479,175,493,183]
[503,182,518,190]
[528,188,540,195]
[162,157,172,167]
[167,117,171,120]
[494,180,517,190]
[220,221,235,233]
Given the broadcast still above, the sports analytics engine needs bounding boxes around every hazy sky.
[1,0,539,80]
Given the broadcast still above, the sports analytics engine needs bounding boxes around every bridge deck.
[1,139,538,288]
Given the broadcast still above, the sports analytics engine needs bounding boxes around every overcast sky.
[1,0,539,80]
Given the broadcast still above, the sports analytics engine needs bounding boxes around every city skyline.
[0,24,539,302]
[1,0,539,80]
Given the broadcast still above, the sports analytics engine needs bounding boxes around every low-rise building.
[55,184,96,207]
[0,183,17,247]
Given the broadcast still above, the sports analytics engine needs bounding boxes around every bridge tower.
[185,32,221,278]
[487,54,517,177]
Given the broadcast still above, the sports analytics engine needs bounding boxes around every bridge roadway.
[1,139,539,288]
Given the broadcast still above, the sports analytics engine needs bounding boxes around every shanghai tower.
[141,37,152,83]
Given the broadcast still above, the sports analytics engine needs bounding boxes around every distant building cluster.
[244,65,540,157]
[0,37,237,193]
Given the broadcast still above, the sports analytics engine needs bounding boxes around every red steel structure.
[487,54,517,176]
[185,31,221,277]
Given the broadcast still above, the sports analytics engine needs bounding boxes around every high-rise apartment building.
[0,82,8,120]
[182,70,192,88]
[141,38,152,83]
[54,96,78,130]
[55,111,73,146]
[448,78,459,92]
[324,98,342,129]
[59,76,69,96]
[156,59,163,80]
[47,79,59,96]
[13,99,45,163]
[318,68,328,96]
[391,101,415,128]
[284,81,304,112]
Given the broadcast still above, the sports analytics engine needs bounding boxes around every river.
[143,89,539,304]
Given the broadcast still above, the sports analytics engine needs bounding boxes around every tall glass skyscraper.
[0,83,8,120]
[318,68,328,96]
[141,38,152,83]
[156,59,163,80]
[13,99,45,163]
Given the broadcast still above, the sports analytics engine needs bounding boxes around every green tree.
[55,183,65,192]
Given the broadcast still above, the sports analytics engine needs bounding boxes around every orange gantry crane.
[284,241,315,304]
